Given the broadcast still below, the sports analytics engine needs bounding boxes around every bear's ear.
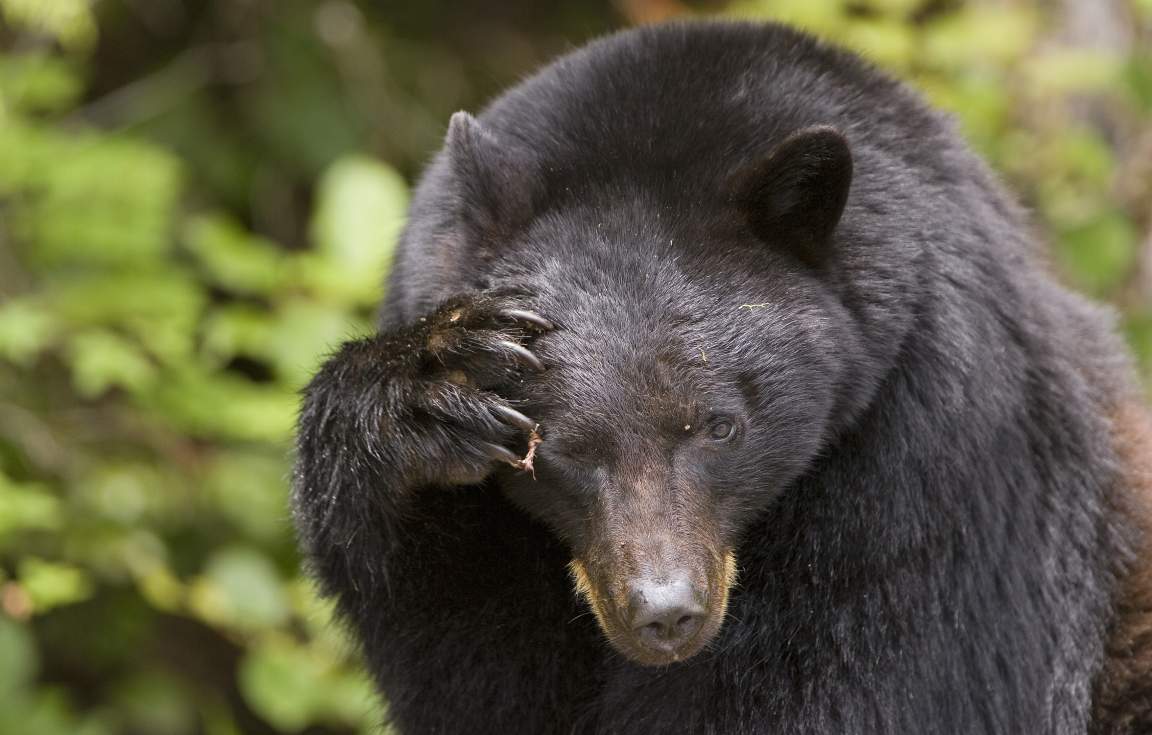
[732,126,852,268]
[444,111,542,244]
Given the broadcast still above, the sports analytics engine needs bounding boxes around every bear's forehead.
[531,330,709,437]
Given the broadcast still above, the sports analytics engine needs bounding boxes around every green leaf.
[239,636,380,731]
[309,155,408,303]
[1054,129,1115,189]
[203,450,293,541]
[200,306,276,368]
[14,134,181,269]
[922,7,1037,68]
[17,558,93,613]
[238,639,319,730]
[0,0,97,50]
[84,463,164,525]
[0,473,62,541]
[312,666,379,729]
[841,20,915,68]
[0,298,60,366]
[189,547,290,631]
[142,366,297,442]
[1024,50,1125,95]
[67,330,157,397]
[285,251,369,306]
[0,116,50,192]
[0,53,82,113]
[265,299,371,387]
[183,214,287,296]
[922,72,1011,159]
[1054,211,1138,297]
[46,270,204,365]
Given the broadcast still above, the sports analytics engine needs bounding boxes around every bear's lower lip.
[615,627,710,666]
[637,639,699,662]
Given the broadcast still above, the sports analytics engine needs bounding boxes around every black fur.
[293,21,1144,734]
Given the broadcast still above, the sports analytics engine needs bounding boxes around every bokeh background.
[1,0,1150,732]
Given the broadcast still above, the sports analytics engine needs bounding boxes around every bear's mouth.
[569,549,737,666]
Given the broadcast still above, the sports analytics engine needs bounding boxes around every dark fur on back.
[293,21,1152,733]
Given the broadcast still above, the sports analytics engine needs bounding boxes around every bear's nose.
[627,576,706,654]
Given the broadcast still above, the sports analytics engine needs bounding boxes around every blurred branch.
[0,397,70,476]
[67,46,213,129]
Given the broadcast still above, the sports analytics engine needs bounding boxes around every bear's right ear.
[444,111,542,245]
[731,126,853,268]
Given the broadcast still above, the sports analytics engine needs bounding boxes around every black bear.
[292,21,1152,734]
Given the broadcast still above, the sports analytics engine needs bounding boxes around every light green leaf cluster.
[0,0,96,51]
[0,7,401,733]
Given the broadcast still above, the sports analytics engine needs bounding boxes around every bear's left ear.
[731,126,853,268]
[444,111,543,245]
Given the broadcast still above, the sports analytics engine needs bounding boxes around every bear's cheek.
[495,458,604,543]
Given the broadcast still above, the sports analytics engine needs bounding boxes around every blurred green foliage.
[0,0,1149,732]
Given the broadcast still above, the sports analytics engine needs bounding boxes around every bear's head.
[439,112,876,666]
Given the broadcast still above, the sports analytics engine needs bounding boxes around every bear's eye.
[708,419,735,441]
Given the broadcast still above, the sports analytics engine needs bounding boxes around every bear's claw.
[500,308,555,331]
[482,442,522,466]
[492,404,539,433]
[498,340,547,372]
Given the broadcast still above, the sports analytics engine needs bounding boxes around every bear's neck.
[728,286,1124,717]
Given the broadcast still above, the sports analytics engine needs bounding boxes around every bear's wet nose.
[627,576,706,654]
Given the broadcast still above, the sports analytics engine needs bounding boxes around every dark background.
[0,1,1149,732]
